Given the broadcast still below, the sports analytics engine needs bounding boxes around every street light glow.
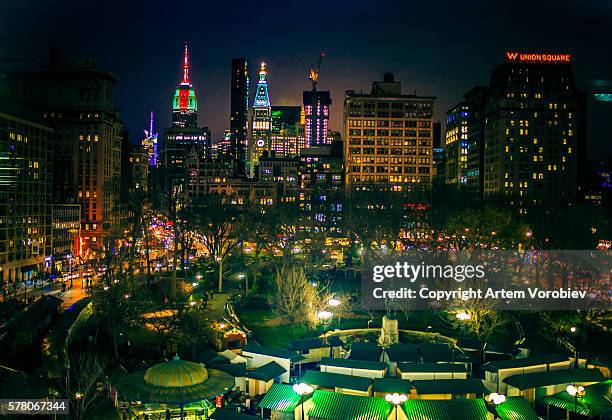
[487,392,506,405]
[292,382,314,396]
[328,297,340,307]
[385,393,408,405]
[317,310,333,321]
[456,311,471,321]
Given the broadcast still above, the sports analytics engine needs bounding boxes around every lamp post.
[293,383,314,420]
[566,384,585,419]
[318,310,333,357]
[385,393,407,420]
[486,392,506,419]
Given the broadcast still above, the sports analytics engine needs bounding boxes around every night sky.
[1,0,611,160]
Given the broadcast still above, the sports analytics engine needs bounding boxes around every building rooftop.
[289,336,343,352]
[307,390,391,420]
[402,399,490,420]
[301,370,372,392]
[258,383,306,413]
[495,396,542,420]
[504,368,605,390]
[372,378,412,394]
[411,379,489,395]
[244,361,286,382]
[397,362,467,374]
[242,343,304,363]
[482,354,570,372]
[320,357,387,371]
[348,342,383,362]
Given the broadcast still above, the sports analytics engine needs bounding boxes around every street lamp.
[456,311,471,321]
[328,297,340,307]
[486,393,506,419]
[292,383,314,420]
[318,310,333,357]
[385,393,408,420]
[566,384,585,416]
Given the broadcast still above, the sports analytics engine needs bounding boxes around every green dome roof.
[144,355,209,388]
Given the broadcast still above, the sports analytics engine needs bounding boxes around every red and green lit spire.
[173,42,198,112]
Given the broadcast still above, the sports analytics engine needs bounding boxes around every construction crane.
[309,52,326,91]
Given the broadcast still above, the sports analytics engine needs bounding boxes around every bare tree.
[192,196,244,293]
[62,353,107,420]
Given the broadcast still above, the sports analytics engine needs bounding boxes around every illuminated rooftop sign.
[505,51,571,63]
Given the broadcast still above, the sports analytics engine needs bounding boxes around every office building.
[230,58,249,176]
[445,103,469,186]
[0,98,53,284]
[249,62,272,177]
[483,52,586,210]
[8,50,123,253]
[271,105,306,157]
[344,73,435,190]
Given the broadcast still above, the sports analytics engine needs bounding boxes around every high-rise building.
[230,58,249,176]
[463,86,488,194]
[304,90,331,146]
[218,130,232,159]
[249,62,272,177]
[0,97,53,285]
[482,52,585,210]
[8,50,123,253]
[162,44,211,189]
[172,43,198,129]
[445,103,469,186]
[271,105,306,157]
[344,73,435,190]
[142,110,158,167]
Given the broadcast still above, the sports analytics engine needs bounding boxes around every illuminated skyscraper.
[445,103,469,186]
[271,106,306,157]
[230,58,249,175]
[162,43,211,189]
[482,52,585,210]
[249,62,272,177]
[303,90,331,146]
[172,43,199,128]
[142,110,158,167]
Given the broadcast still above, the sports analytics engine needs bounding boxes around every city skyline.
[2,0,611,160]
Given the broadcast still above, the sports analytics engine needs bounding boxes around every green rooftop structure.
[504,368,605,391]
[402,398,491,420]
[482,354,570,372]
[495,396,540,420]
[114,355,235,418]
[411,379,489,396]
[307,389,392,420]
[242,343,305,363]
[372,377,413,395]
[244,361,286,382]
[301,370,372,393]
[320,357,387,371]
[258,383,306,413]
[540,379,612,417]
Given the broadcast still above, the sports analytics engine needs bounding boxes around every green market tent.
[504,368,605,390]
[539,379,612,417]
[372,378,413,394]
[114,355,234,405]
[495,396,540,420]
[307,389,392,420]
[258,383,306,413]
[402,399,490,420]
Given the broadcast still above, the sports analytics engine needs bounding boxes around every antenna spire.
[182,42,190,84]
[149,110,155,134]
